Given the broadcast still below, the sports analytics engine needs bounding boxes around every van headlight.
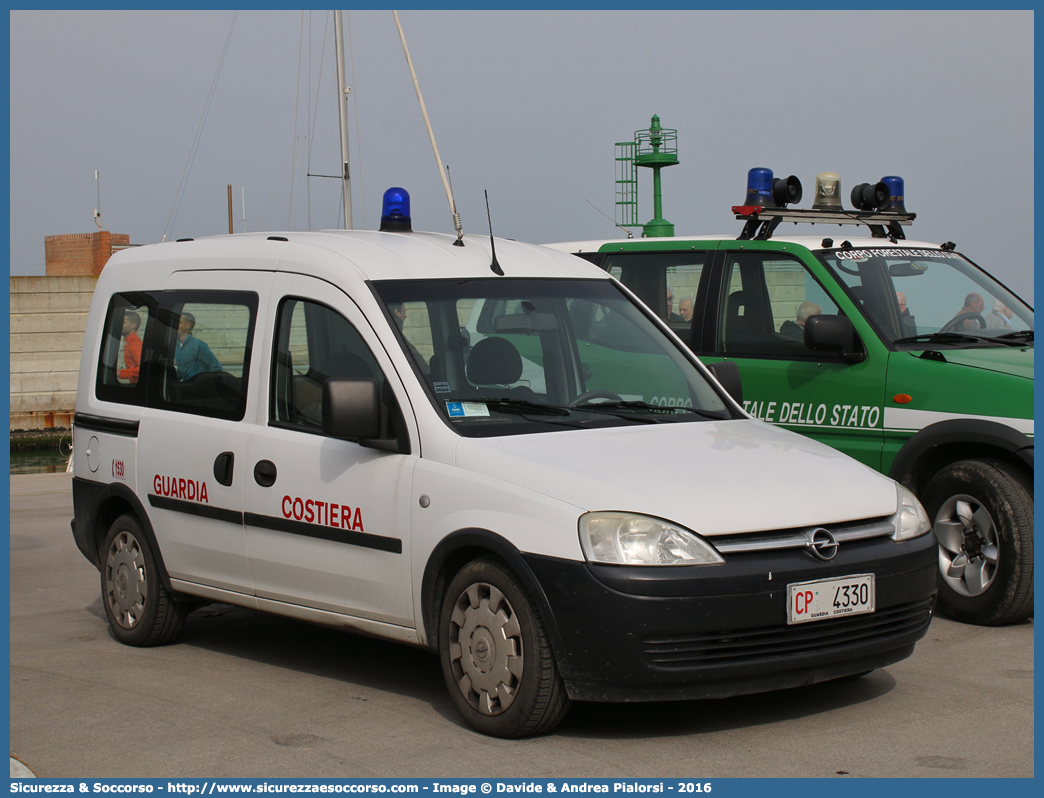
[892,484,932,541]
[578,512,725,566]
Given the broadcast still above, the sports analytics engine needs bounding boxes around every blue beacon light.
[744,167,775,208]
[380,187,413,232]
[879,176,906,213]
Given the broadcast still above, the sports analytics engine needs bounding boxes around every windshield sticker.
[834,249,963,261]
[433,381,452,394]
[446,401,491,418]
[744,400,881,429]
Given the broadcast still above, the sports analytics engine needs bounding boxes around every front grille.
[644,597,933,668]
[710,517,895,555]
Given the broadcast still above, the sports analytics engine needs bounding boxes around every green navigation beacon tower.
[615,115,679,238]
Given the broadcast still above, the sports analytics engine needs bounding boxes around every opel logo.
[806,528,839,561]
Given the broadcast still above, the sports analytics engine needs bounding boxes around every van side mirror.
[322,378,382,440]
[708,360,743,405]
[804,315,865,363]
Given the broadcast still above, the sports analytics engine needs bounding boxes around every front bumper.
[524,529,937,702]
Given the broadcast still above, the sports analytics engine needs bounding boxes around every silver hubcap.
[448,582,523,716]
[934,494,999,597]
[105,531,147,629]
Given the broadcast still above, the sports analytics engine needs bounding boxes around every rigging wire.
[347,11,367,229]
[162,11,238,242]
[306,12,333,231]
[288,11,306,229]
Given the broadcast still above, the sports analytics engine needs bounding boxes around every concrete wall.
[11,275,97,430]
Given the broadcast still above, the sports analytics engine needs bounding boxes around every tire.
[922,459,1033,626]
[439,558,570,737]
[100,514,187,646]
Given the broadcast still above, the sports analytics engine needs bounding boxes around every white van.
[71,191,937,737]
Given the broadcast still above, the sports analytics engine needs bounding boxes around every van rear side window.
[95,292,156,406]
[93,290,258,421]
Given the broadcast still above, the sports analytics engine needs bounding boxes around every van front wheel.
[101,514,187,646]
[439,558,570,737]
[922,459,1033,626]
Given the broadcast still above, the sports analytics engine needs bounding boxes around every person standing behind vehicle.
[118,311,142,384]
[897,292,917,337]
[665,287,683,322]
[679,297,694,323]
[987,299,1013,329]
[174,312,222,381]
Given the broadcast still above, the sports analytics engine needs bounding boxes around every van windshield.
[372,278,731,437]
[817,248,1033,348]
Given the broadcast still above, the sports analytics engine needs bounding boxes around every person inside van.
[119,310,142,384]
[779,301,820,339]
[174,312,222,382]
[389,302,431,376]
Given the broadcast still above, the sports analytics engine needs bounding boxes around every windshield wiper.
[995,329,1034,343]
[892,331,1027,347]
[573,400,729,421]
[470,397,571,416]
[465,397,587,428]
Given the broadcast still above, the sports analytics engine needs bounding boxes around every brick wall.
[45,231,130,276]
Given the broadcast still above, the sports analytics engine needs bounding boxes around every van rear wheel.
[439,558,570,737]
[922,459,1033,626]
[101,514,187,646]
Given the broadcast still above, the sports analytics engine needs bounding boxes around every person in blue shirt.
[175,312,222,381]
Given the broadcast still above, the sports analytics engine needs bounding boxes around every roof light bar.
[733,170,915,241]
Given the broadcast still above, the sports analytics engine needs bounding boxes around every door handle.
[253,459,277,488]
[213,451,235,487]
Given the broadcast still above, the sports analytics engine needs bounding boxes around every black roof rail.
[733,206,916,242]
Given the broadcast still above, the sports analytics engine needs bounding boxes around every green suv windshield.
[817,248,1033,348]
[373,278,730,437]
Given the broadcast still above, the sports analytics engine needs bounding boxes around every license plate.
[787,573,875,625]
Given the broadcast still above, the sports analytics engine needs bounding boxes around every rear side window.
[95,292,157,406]
[94,290,258,420]
[600,251,708,336]
[148,292,259,420]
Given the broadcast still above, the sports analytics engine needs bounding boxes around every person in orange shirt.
[119,311,142,383]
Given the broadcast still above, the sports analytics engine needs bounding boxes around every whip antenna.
[393,10,464,246]
[485,190,504,275]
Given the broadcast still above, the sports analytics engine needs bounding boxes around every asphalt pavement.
[8,473,1034,778]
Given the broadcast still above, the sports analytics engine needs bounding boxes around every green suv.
[547,195,1033,626]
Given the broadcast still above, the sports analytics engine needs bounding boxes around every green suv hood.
[936,347,1034,380]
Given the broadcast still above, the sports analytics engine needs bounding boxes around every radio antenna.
[485,190,504,275]
[393,10,464,246]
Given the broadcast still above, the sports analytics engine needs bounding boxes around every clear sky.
[8,9,1035,298]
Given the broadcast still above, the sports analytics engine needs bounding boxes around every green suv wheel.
[922,459,1033,626]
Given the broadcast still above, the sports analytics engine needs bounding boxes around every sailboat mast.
[334,10,352,229]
